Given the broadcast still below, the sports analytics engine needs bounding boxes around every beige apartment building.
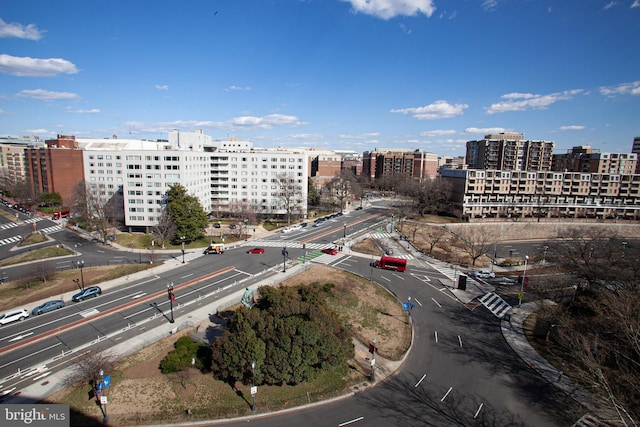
[441,168,640,221]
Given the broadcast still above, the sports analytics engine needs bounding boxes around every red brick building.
[26,135,84,206]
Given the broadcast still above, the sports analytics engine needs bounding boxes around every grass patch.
[19,233,49,246]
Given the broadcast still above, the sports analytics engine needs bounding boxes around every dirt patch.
[351,238,383,256]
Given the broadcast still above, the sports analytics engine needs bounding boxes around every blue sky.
[1,0,639,156]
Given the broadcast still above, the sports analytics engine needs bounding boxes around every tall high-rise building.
[466,133,554,171]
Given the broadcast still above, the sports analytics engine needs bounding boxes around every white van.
[0,308,29,326]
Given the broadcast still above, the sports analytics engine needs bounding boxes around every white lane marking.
[132,293,147,299]
[79,309,99,318]
[381,276,391,282]
[431,297,441,308]
[181,273,194,279]
[8,332,34,342]
[434,331,438,343]
[474,402,484,418]
[339,417,364,426]
[414,374,426,388]
[413,298,423,307]
[441,386,453,402]
[458,335,463,347]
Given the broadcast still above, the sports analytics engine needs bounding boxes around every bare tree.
[454,226,499,266]
[403,177,452,216]
[275,173,303,225]
[72,180,122,243]
[328,173,352,213]
[152,209,177,249]
[422,226,447,255]
[63,348,115,388]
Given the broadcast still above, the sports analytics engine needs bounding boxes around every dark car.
[322,248,338,255]
[228,224,237,229]
[247,247,265,254]
[300,222,308,228]
[32,299,65,315]
[213,223,221,228]
[72,286,102,302]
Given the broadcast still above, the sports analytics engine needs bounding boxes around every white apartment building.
[80,130,307,231]
[209,146,308,219]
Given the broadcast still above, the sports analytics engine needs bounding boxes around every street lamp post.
[99,369,108,424]
[543,246,548,265]
[370,337,377,383]
[167,282,175,323]
[250,361,257,411]
[282,246,288,272]
[343,223,346,238]
[181,236,185,264]
[518,255,529,307]
[76,259,85,290]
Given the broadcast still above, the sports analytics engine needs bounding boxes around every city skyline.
[1,0,639,156]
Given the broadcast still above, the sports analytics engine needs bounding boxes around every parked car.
[247,247,265,254]
[471,270,495,279]
[31,299,65,315]
[300,222,308,228]
[0,308,29,326]
[228,224,237,229]
[313,220,325,227]
[72,286,102,302]
[322,248,339,255]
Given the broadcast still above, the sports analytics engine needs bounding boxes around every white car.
[0,308,29,326]
[472,270,495,279]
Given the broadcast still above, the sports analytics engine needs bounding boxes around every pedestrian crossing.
[0,222,18,230]
[478,292,511,318]
[0,224,64,247]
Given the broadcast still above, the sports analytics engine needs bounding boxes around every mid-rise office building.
[362,148,439,183]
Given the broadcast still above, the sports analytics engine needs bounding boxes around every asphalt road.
[0,206,587,425]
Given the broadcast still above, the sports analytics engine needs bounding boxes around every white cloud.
[342,0,436,20]
[155,84,169,91]
[24,128,52,135]
[604,1,618,10]
[420,129,456,137]
[559,125,585,131]
[485,89,583,114]
[17,89,79,101]
[391,100,468,120]
[0,54,78,77]
[123,113,303,134]
[632,0,640,8]
[482,0,499,11]
[0,18,43,40]
[68,108,101,114]
[464,127,507,135]
[599,80,640,97]
[225,85,251,91]
[338,132,381,139]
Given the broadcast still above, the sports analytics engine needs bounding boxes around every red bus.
[52,209,70,220]
[373,256,407,272]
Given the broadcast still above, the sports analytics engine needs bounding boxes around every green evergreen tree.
[165,183,208,244]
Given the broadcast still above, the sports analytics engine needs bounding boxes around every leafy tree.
[165,183,208,244]
[160,336,210,374]
[210,285,354,386]
[37,192,63,208]
[307,177,320,207]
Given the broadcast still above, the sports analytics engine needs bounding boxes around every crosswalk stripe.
[479,292,511,318]
[0,223,18,230]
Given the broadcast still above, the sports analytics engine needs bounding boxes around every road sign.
[100,396,108,405]
[251,386,257,396]
[102,374,111,389]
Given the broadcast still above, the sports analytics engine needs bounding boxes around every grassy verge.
[0,245,73,267]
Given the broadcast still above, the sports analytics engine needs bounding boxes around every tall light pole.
[181,236,185,264]
[543,246,548,265]
[76,259,85,290]
[167,282,175,323]
[250,361,257,411]
[282,246,288,272]
[343,223,347,238]
[518,255,529,307]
